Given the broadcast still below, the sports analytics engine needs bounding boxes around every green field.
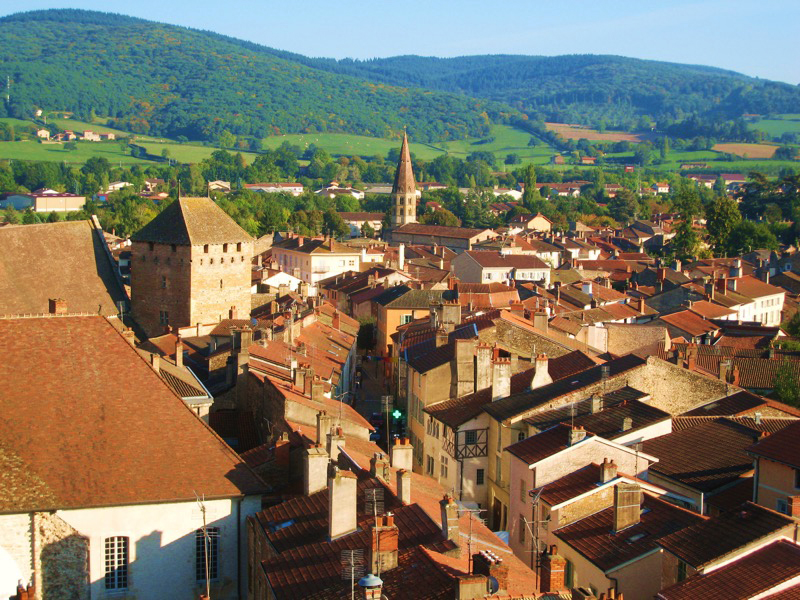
[435,125,556,165]
[749,117,800,139]
[260,132,445,160]
[137,141,260,165]
[0,140,150,164]
[47,117,133,136]
[0,117,39,130]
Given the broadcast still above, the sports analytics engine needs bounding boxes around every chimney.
[369,452,390,481]
[391,437,413,471]
[685,343,698,370]
[175,341,184,368]
[613,483,642,533]
[398,243,405,271]
[601,364,610,381]
[396,469,411,504]
[121,327,135,346]
[491,357,511,401]
[568,426,586,446]
[435,326,448,347]
[329,467,358,539]
[622,416,633,431]
[311,376,325,403]
[590,393,603,414]
[475,342,492,392]
[369,514,399,575]
[540,545,567,594]
[275,432,290,467]
[294,363,306,391]
[600,458,617,484]
[150,352,161,373]
[316,410,332,445]
[789,496,800,518]
[326,426,346,464]
[533,311,549,331]
[48,298,67,315]
[456,339,477,396]
[719,358,732,383]
[582,281,592,296]
[357,574,383,600]
[472,550,509,594]
[531,354,553,390]
[304,444,329,495]
[730,259,742,278]
[439,494,460,544]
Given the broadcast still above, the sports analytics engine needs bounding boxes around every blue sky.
[2,0,798,84]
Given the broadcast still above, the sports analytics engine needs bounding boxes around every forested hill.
[0,10,505,143]
[2,9,799,145]
[284,54,800,128]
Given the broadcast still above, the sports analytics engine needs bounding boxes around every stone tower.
[391,131,417,227]
[130,196,254,338]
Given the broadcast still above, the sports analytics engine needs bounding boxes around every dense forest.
[0,10,504,143]
[2,9,799,146]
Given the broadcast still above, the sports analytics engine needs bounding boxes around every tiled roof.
[705,477,754,514]
[689,300,737,319]
[656,540,800,600]
[569,400,671,439]
[208,409,261,453]
[425,350,596,428]
[484,355,646,422]
[537,463,605,506]
[524,386,649,431]
[462,251,549,270]
[0,316,264,514]
[747,420,800,469]
[555,493,704,572]
[733,275,786,300]
[337,212,384,221]
[695,355,800,389]
[394,223,491,240]
[658,501,794,568]
[673,416,796,434]
[659,310,720,337]
[272,236,358,255]
[506,423,585,465]
[642,419,762,493]
[375,286,457,309]
[682,390,800,417]
[0,220,127,316]
[131,196,252,245]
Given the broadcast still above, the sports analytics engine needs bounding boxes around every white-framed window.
[104,536,129,590]
[400,314,413,325]
[196,527,220,582]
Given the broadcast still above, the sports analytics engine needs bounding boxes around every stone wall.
[0,513,33,597]
[495,319,573,358]
[628,357,729,415]
[33,512,89,600]
[189,241,254,327]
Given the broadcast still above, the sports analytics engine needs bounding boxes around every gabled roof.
[506,423,588,465]
[393,223,492,240]
[375,286,457,309]
[132,196,252,245]
[484,355,646,423]
[683,390,772,417]
[462,251,549,270]
[0,316,264,514]
[0,220,127,316]
[657,502,795,569]
[656,540,800,600]
[747,419,800,469]
[555,493,704,573]
[524,386,650,431]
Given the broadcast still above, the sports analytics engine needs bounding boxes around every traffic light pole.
[382,395,393,450]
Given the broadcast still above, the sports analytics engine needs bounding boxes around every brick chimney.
[121,327,135,346]
[326,426,346,464]
[396,469,411,504]
[540,545,566,593]
[390,437,413,471]
[491,357,511,401]
[622,416,633,432]
[316,410,332,445]
[472,550,509,594]
[294,362,306,391]
[150,352,161,373]
[304,443,328,495]
[533,311,549,331]
[12,583,35,600]
[175,340,183,368]
[568,426,587,446]
[368,513,399,574]
[719,358,732,383]
[475,342,492,392]
[440,494,460,544]
[686,343,698,370]
[274,432,290,467]
[311,375,325,403]
[358,573,383,600]
[531,354,553,390]
[369,452,390,481]
[329,467,358,539]
[48,298,67,315]
[600,458,617,484]
[613,483,642,533]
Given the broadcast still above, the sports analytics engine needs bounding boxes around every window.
[520,479,527,502]
[401,314,413,325]
[778,498,789,515]
[148,242,154,251]
[171,244,176,253]
[497,425,502,450]
[204,244,209,253]
[196,527,220,581]
[465,430,477,445]
[794,469,800,490]
[496,456,502,482]
[476,468,485,485]
[677,560,688,583]
[210,258,214,265]
[349,260,355,266]
[104,536,129,590]
[161,275,167,289]
[426,455,435,476]
[518,514,526,543]
[159,310,169,326]
[237,242,242,252]
[518,431,525,442]
[440,455,449,479]
[223,243,228,253]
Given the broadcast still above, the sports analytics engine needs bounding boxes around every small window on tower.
[148,242,154,251]
[237,242,242,252]
[220,279,223,289]
[171,244,176,253]
[161,276,167,289]
[204,245,209,253]
[223,243,228,253]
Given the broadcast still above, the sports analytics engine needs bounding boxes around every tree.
[505,153,521,166]
[322,209,350,239]
[773,361,800,407]
[2,206,19,224]
[671,219,700,261]
[360,221,375,238]
[607,188,638,223]
[521,164,539,209]
[64,141,77,151]
[420,208,460,227]
[724,220,779,256]
[784,312,800,336]
[705,194,741,254]
[46,210,61,223]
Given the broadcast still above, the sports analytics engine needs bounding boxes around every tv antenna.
[194,492,212,600]
[456,507,486,574]
[340,549,365,600]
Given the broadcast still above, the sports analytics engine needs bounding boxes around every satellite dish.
[487,576,500,595]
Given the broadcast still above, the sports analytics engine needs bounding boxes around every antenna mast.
[195,492,211,600]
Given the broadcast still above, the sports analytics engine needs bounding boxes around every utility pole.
[526,486,548,591]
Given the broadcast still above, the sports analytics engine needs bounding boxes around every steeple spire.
[391,130,417,227]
